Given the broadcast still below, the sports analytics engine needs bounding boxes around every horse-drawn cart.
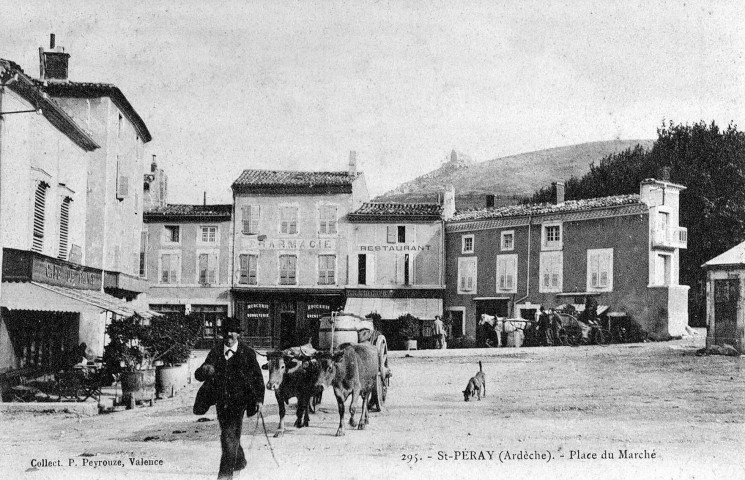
[318,312,391,412]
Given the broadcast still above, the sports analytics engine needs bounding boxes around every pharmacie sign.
[247,238,337,250]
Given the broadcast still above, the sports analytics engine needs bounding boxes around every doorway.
[714,279,739,348]
[280,311,297,349]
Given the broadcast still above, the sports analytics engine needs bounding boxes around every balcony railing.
[652,226,687,250]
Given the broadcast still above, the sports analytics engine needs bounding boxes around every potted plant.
[148,313,202,398]
[397,314,420,350]
[103,314,157,408]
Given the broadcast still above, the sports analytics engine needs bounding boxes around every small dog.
[462,361,485,401]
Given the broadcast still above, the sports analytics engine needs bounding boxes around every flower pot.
[121,369,156,407]
[156,364,187,397]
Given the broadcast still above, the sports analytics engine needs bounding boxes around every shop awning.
[344,297,443,320]
[1,282,160,318]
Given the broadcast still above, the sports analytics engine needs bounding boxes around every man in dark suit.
[194,317,265,480]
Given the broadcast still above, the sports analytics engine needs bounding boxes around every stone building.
[143,204,233,348]
[0,36,153,372]
[444,179,689,341]
[230,154,368,348]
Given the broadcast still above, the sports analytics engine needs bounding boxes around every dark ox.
[315,343,379,437]
[264,353,322,438]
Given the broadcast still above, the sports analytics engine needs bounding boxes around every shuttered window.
[280,207,298,234]
[239,254,258,285]
[457,257,477,294]
[386,226,396,244]
[279,255,297,285]
[319,205,337,234]
[58,197,71,260]
[242,205,260,235]
[496,254,517,293]
[539,251,563,293]
[198,253,218,284]
[318,255,336,285]
[32,182,48,253]
[160,253,179,284]
[587,249,613,291]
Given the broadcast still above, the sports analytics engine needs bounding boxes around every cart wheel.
[594,328,612,345]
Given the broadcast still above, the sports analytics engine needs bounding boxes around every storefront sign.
[31,255,102,290]
[248,238,336,250]
[359,244,432,252]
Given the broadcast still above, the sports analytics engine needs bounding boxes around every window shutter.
[249,255,257,285]
[32,183,47,252]
[208,253,217,283]
[161,254,171,283]
[252,206,260,234]
[242,206,251,234]
[58,198,71,260]
[199,254,208,284]
[366,254,375,286]
[239,254,249,284]
[387,226,396,243]
[117,175,129,199]
[506,273,513,290]
[600,252,609,287]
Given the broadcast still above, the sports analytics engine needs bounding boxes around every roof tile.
[451,194,645,222]
[350,202,443,218]
[232,170,358,189]
[144,204,232,219]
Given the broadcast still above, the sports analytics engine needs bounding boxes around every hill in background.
[375,139,655,209]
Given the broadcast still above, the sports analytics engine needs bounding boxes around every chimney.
[203,192,207,206]
[485,194,495,208]
[39,33,70,81]
[553,181,565,205]
[442,185,456,220]
[151,154,158,173]
[660,166,671,182]
[348,151,357,175]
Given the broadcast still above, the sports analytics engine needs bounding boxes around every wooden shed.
[702,241,745,353]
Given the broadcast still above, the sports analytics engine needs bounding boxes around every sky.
[2,0,743,203]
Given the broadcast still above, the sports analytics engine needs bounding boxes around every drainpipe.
[514,214,533,316]
[229,191,237,317]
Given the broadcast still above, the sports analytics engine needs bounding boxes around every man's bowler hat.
[221,317,243,334]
